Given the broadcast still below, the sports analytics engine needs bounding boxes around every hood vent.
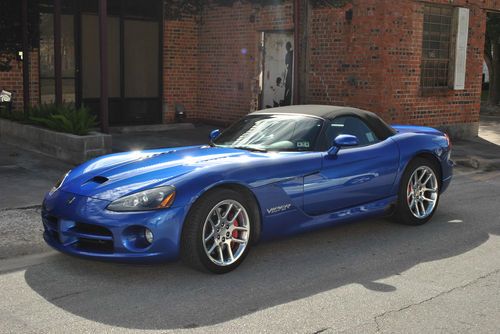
[87,176,109,184]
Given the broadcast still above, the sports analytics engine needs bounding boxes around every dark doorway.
[483,11,500,112]
[260,31,294,109]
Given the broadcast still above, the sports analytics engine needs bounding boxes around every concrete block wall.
[0,119,112,164]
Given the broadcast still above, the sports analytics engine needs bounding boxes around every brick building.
[1,0,498,138]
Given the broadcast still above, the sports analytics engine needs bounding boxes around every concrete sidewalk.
[452,115,500,171]
[0,142,71,210]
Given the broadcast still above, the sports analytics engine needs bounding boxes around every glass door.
[80,0,162,125]
[122,18,160,124]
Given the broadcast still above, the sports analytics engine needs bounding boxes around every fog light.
[144,228,154,244]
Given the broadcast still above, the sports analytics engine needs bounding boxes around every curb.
[454,157,500,171]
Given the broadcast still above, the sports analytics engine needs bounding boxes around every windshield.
[213,114,324,152]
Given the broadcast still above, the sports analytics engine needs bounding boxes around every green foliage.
[28,103,97,136]
[0,104,27,122]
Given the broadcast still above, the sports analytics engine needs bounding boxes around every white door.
[262,32,294,109]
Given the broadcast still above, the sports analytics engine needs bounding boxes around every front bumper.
[42,190,189,263]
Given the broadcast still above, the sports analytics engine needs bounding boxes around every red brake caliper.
[230,218,239,251]
[232,219,239,239]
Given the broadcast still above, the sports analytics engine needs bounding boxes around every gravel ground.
[0,207,49,260]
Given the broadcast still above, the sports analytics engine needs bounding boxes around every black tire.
[181,188,260,274]
[392,157,441,226]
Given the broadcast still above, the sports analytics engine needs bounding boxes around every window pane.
[124,19,159,98]
[40,78,55,104]
[62,78,75,103]
[327,116,379,146]
[61,15,75,77]
[39,13,75,102]
[39,13,54,78]
[81,14,120,98]
[421,5,453,89]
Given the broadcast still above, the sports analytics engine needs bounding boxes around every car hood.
[60,146,262,201]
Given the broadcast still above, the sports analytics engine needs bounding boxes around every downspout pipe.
[293,0,300,105]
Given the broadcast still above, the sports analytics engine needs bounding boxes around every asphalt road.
[0,167,499,333]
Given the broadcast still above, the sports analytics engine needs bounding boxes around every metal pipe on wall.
[293,0,300,105]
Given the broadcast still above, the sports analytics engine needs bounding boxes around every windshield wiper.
[232,146,267,153]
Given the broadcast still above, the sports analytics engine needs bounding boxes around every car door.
[303,116,399,216]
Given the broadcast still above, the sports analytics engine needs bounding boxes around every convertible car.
[42,105,453,273]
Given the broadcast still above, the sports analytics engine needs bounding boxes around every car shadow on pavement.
[23,183,500,330]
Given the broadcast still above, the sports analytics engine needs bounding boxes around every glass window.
[214,114,324,152]
[39,13,75,103]
[325,116,379,147]
[124,19,159,98]
[421,5,453,90]
[81,14,121,98]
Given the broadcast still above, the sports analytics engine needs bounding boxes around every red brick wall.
[196,2,294,124]
[307,1,385,112]
[0,50,39,112]
[306,0,486,132]
[163,17,200,123]
[162,2,294,125]
[162,0,494,138]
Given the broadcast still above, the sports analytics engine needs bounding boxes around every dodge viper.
[42,105,453,273]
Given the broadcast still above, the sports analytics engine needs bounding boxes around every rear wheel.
[181,188,259,274]
[393,158,440,225]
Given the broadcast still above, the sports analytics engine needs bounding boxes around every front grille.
[74,222,112,237]
[44,215,58,230]
[43,215,115,254]
[76,238,114,253]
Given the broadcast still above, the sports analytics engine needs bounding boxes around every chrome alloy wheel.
[202,199,250,266]
[406,166,438,219]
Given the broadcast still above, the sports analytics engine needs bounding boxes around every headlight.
[49,170,71,195]
[107,186,176,212]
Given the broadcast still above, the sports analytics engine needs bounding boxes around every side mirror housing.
[327,134,359,155]
[209,129,221,141]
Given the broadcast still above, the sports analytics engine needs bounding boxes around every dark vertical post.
[22,0,30,114]
[74,1,82,109]
[53,0,62,105]
[293,0,300,105]
[99,0,109,133]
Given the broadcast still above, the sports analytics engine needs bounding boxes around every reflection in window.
[39,13,75,103]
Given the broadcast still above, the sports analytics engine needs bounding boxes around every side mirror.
[209,129,221,141]
[327,134,359,155]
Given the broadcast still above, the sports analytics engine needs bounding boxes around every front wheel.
[393,158,440,225]
[181,188,259,274]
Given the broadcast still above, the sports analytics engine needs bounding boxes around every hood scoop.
[86,176,109,184]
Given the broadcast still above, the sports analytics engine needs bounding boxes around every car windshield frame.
[213,113,325,152]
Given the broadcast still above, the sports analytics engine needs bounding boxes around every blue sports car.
[42,105,453,273]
